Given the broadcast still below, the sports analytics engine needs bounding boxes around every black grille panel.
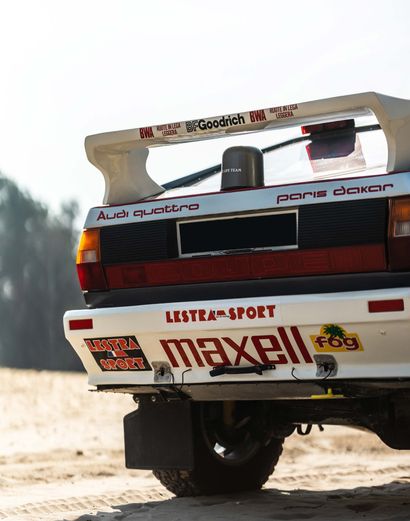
[100,221,177,264]
[299,199,387,249]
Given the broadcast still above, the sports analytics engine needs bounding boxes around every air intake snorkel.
[221,146,264,191]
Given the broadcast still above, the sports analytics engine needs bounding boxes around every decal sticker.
[97,209,129,221]
[139,127,154,139]
[249,110,267,122]
[159,326,313,368]
[185,114,245,133]
[310,324,363,353]
[165,304,276,323]
[269,104,298,119]
[156,122,181,137]
[276,183,394,205]
[134,104,299,140]
[84,336,152,371]
[96,203,200,222]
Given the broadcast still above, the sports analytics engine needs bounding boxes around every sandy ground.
[1,369,410,521]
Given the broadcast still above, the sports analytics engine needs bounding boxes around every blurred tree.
[0,174,84,370]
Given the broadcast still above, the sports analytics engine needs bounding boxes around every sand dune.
[1,368,410,520]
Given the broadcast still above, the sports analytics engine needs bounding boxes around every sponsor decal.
[249,110,267,122]
[165,304,276,324]
[160,327,313,368]
[96,203,200,222]
[310,324,363,353]
[186,113,245,133]
[84,335,152,371]
[156,122,181,137]
[276,183,394,205]
[139,127,154,139]
[269,104,299,119]
[138,105,298,139]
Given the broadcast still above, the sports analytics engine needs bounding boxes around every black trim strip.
[85,272,410,308]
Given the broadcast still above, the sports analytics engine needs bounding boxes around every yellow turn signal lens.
[76,229,101,264]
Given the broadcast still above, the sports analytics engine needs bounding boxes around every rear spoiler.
[85,92,410,205]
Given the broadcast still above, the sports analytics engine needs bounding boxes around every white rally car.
[64,92,410,496]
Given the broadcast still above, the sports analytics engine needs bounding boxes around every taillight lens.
[76,229,107,290]
[76,229,101,264]
[103,244,385,289]
[388,197,410,270]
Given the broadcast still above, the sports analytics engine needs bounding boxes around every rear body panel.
[64,287,410,391]
[66,108,410,398]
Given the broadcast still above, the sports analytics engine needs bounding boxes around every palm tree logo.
[320,324,346,341]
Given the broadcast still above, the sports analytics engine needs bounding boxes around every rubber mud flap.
[373,399,410,450]
[124,399,194,470]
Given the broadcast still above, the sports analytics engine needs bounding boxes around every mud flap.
[124,399,194,470]
[371,398,410,450]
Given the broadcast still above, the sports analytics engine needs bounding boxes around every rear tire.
[153,402,284,496]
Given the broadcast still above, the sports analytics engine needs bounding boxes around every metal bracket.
[152,361,173,383]
[314,354,338,378]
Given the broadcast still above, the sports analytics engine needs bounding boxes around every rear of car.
[64,92,410,496]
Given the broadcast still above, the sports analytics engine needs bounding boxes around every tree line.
[0,174,84,371]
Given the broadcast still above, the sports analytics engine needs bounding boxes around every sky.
[0,0,409,222]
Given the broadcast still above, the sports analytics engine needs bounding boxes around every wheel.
[153,401,284,496]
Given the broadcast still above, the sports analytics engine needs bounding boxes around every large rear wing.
[85,92,410,205]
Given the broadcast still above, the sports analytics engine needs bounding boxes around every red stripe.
[290,326,313,364]
[104,244,386,290]
[277,327,300,364]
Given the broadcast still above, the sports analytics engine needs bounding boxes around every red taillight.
[68,318,94,330]
[104,244,385,290]
[76,229,107,290]
[388,197,410,270]
[77,263,107,291]
[368,299,404,313]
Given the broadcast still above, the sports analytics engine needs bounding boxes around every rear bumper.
[64,287,410,392]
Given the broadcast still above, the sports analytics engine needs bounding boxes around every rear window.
[191,128,387,192]
[157,122,388,198]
